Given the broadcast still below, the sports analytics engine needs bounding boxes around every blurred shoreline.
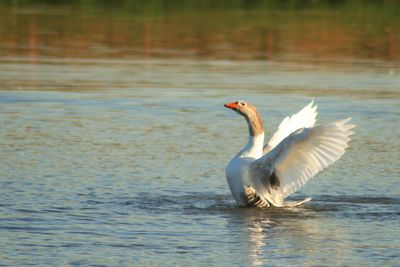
[1,0,399,61]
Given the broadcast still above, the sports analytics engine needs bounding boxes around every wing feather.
[250,118,355,205]
[263,100,318,154]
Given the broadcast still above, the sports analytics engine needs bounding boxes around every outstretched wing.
[250,118,355,206]
[263,100,318,154]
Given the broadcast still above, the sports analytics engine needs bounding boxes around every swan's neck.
[237,108,265,158]
[239,133,264,158]
[244,110,264,137]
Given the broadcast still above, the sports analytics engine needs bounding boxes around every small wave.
[122,192,235,213]
[314,195,400,205]
[122,193,400,212]
[118,192,400,224]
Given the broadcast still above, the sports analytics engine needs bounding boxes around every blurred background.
[1,0,399,61]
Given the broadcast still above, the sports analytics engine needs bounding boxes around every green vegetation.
[2,0,400,15]
[0,0,399,60]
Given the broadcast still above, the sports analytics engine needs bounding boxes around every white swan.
[224,100,355,208]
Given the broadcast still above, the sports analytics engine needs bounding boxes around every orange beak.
[224,102,238,110]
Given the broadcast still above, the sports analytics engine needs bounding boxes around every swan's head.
[224,100,264,136]
[224,100,257,117]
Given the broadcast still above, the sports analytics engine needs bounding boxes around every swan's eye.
[238,101,246,106]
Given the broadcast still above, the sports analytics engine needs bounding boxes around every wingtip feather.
[339,117,352,124]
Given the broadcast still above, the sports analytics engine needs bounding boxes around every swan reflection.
[227,204,351,266]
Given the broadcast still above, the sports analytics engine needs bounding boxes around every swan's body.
[224,100,355,208]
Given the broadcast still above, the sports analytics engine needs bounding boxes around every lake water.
[1,2,400,266]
